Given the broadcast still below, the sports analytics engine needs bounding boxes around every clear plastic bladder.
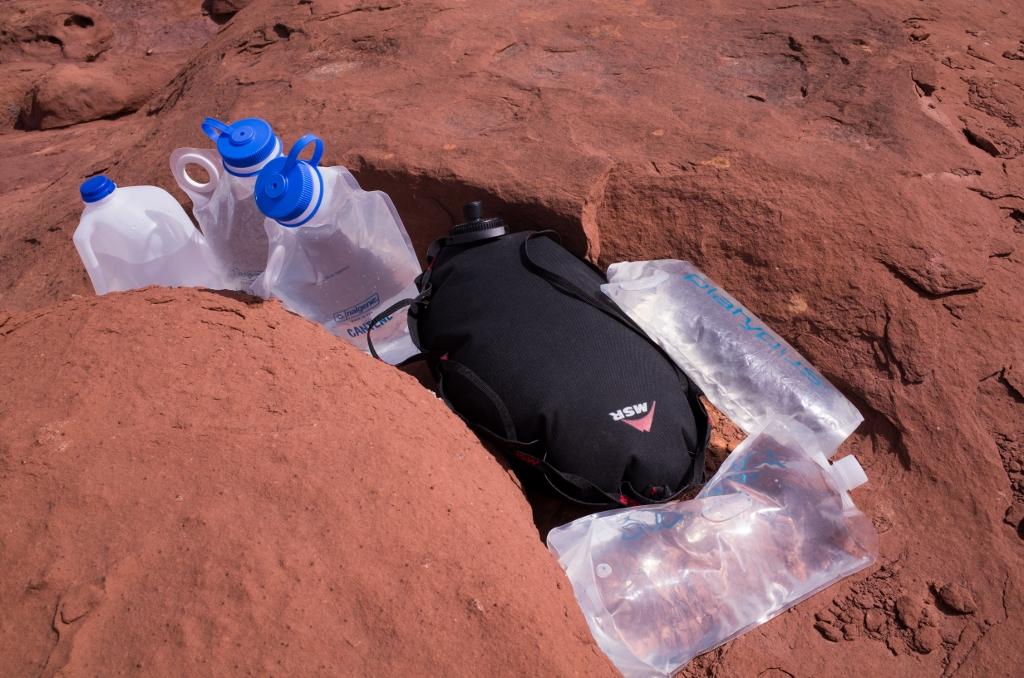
[547,418,878,678]
[602,260,863,453]
[260,160,421,364]
[170,147,275,295]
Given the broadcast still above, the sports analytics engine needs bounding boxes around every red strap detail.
[514,450,541,467]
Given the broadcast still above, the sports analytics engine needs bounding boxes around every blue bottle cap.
[254,134,325,227]
[80,175,116,203]
[201,117,281,176]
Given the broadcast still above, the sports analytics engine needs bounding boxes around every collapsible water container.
[547,417,877,678]
[73,175,223,295]
[169,117,283,294]
[253,135,421,364]
[602,260,863,452]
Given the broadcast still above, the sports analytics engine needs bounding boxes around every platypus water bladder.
[369,202,710,506]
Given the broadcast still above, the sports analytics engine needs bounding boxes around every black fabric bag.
[369,202,709,506]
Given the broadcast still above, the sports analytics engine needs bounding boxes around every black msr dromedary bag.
[369,202,709,506]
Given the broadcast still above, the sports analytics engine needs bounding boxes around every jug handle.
[201,117,231,141]
[75,222,108,294]
[283,134,323,171]
[170,149,221,202]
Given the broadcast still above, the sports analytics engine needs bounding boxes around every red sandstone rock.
[204,0,256,21]
[815,621,842,643]
[0,1,113,63]
[913,626,943,654]
[936,583,979,615]
[0,289,617,677]
[1,0,1023,676]
[18,59,179,130]
[864,609,885,633]
[896,594,927,631]
[0,1,215,131]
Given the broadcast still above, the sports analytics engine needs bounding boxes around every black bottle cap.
[463,201,483,222]
[451,200,506,235]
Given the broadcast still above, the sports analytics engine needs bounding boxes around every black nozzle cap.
[451,199,507,236]
[462,201,483,223]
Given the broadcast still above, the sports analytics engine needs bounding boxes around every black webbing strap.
[521,232,702,403]
[521,233,654,339]
[436,356,626,506]
[366,289,430,363]
[436,357,519,443]
[426,225,508,263]
[545,470,632,507]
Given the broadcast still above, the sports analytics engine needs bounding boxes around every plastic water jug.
[73,175,224,295]
[547,417,877,678]
[169,117,283,295]
[253,134,421,364]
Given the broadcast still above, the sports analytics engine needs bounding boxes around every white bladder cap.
[831,455,868,492]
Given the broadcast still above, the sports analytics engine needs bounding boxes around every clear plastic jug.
[253,135,422,364]
[73,175,224,295]
[602,260,863,452]
[169,117,283,295]
[547,418,878,678]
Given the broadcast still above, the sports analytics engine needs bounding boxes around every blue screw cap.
[202,117,281,176]
[254,134,325,227]
[80,175,116,203]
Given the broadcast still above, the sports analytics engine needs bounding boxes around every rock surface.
[19,59,181,130]
[0,0,216,130]
[935,582,979,615]
[0,289,616,677]
[1,0,1023,676]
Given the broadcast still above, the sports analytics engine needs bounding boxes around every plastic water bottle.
[73,175,224,295]
[253,134,422,363]
[169,117,283,295]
